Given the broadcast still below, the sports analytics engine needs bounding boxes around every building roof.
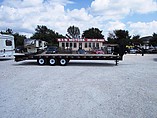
[57,38,105,42]
[140,36,152,41]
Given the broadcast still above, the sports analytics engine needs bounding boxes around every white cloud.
[0,0,68,35]
[0,0,100,37]
[91,0,157,20]
[0,0,157,38]
[99,21,126,38]
[105,21,126,31]
[127,0,157,13]
[91,0,110,11]
[1,0,43,8]
[128,21,157,36]
[68,8,92,21]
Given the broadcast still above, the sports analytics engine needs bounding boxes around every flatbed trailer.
[14,53,122,66]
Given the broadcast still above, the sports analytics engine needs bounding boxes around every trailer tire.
[49,58,57,66]
[59,58,68,66]
[37,58,46,65]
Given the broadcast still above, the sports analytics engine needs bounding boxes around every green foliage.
[130,35,142,45]
[107,32,117,44]
[107,30,131,46]
[114,30,131,45]
[0,28,13,35]
[132,35,140,40]
[67,25,80,39]
[82,28,104,39]
[31,25,65,45]
[107,30,131,56]
[13,33,26,47]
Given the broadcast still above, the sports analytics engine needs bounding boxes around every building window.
[66,42,69,47]
[70,43,73,47]
[93,43,95,48]
[89,43,91,48]
[74,43,77,48]
[79,43,82,49]
[62,43,65,47]
[96,43,99,48]
[6,40,12,46]
[85,43,87,48]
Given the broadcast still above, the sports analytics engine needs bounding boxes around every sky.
[0,0,157,38]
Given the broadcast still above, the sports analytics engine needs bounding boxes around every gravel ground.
[0,54,157,118]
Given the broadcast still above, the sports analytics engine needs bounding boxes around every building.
[140,36,152,49]
[57,38,105,51]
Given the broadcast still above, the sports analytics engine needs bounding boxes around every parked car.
[59,47,72,54]
[46,46,58,54]
[15,46,26,53]
[92,49,104,54]
[146,49,157,54]
[129,49,137,54]
[78,49,86,54]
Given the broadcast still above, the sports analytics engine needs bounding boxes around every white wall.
[59,42,103,51]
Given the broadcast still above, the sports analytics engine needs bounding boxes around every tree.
[31,25,65,45]
[6,28,13,34]
[131,35,141,46]
[82,28,104,39]
[107,30,131,57]
[107,30,131,45]
[1,28,13,35]
[13,33,26,47]
[67,26,80,39]
[107,32,116,44]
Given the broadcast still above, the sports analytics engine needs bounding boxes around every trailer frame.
[14,53,122,66]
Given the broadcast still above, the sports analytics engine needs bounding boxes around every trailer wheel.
[49,58,56,66]
[37,58,46,65]
[59,58,68,66]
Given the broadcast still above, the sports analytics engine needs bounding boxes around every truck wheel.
[37,58,46,65]
[59,58,68,66]
[49,58,56,66]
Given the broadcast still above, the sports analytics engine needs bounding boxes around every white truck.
[0,34,15,57]
[24,38,47,54]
